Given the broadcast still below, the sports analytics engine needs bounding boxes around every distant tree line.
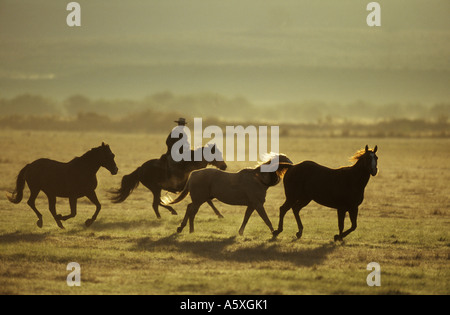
[0,93,448,137]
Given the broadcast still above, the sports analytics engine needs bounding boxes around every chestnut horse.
[273,145,378,241]
[7,142,118,229]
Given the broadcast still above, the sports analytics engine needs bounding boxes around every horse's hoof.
[218,215,224,219]
[272,230,280,237]
[334,234,342,242]
[296,231,303,239]
[176,227,183,233]
[85,219,93,227]
[238,230,244,236]
[57,221,65,229]
[171,211,178,216]
[36,219,43,228]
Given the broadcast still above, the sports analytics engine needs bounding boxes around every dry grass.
[0,130,449,294]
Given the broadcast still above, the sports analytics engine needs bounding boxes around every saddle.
[158,153,186,193]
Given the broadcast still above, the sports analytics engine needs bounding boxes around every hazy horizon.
[1,0,449,106]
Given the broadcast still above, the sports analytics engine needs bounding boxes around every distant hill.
[0,92,448,137]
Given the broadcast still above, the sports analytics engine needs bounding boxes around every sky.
[0,0,449,105]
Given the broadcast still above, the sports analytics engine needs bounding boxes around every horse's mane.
[258,152,280,165]
[349,149,366,162]
[349,146,375,164]
[82,146,103,157]
[257,152,292,168]
[70,145,104,163]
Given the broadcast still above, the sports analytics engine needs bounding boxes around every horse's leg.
[340,207,358,240]
[188,203,202,233]
[207,200,224,219]
[255,204,274,234]
[150,188,162,219]
[334,208,346,241]
[177,203,192,233]
[272,199,294,237]
[46,193,64,229]
[159,202,178,215]
[27,188,43,228]
[85,191,101,227]
[238,206,254,236]
[292,202,304,239]
[59,197,77,221]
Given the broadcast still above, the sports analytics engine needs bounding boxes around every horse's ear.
[373,145,378,153]
[365,145,369,152]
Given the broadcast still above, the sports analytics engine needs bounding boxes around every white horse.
[164,154,293,235]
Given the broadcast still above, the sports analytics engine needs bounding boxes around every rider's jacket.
[166,125,190,159]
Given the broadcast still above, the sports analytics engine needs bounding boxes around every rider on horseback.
[161,118,191,191]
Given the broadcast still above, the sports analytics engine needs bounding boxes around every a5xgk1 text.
[180,299,267,312]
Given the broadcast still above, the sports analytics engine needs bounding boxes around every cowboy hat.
[174,118,187,125]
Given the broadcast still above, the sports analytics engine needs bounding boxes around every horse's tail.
[110,167,141,203]
[7,164,29,204]
[162,179,190,206]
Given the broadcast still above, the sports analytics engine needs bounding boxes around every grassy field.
[0,130,449,295]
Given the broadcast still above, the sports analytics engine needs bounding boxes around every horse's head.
[354,145,378,176]
[259,153,292,172]
[98,142,119,175]
[256,153,293,186]
[205,144,227,170]
[278,154,293,166]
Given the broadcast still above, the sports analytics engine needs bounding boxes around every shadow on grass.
[0,231,50,243]
[84,218,164,231]
[134,233,336,267]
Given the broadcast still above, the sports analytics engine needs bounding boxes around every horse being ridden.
[7,142,118,228]
[110,144,227,219]
[273,145,378,241]
[165,154,293,235]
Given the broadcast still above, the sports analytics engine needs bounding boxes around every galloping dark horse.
[7,142,118,228]
[273,145,378,241]
[110,144,227,218]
